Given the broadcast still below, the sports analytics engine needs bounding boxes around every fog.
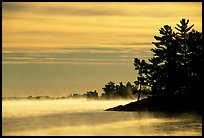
[2,99,202,136]
[2,99,135,118]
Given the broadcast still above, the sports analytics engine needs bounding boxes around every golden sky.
[2,2,202,96]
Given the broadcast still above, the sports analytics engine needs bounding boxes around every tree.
[150,25,179,96]
[134,18,202,97]
[134,58,150,100]
[185,30,203,97]
[126,82,134,98]
[102,81,116,98]
[175,19,202,96]
[118,82,126,97]
[86,90,98,99]
[102,81,136,99]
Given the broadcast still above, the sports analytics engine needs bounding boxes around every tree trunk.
[137,84,141,101]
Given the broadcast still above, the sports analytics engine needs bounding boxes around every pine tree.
[149,25,178,95]
[174,19,195,95]
[133,18,202,97]
[134,58,150,100]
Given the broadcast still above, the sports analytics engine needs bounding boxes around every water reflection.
[2,99,202,136]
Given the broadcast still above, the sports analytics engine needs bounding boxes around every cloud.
[117,42,152,46]
[2,2,28,11]
[41,6,119,16]
[3,2,202,18]
[2,2,201,64]
[3,2,201,51]
[2,46,152,65]
[2,2,122,17]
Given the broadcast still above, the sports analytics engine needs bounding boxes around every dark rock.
[105,95,202,113]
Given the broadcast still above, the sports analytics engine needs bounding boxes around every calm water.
[2,99,202,136]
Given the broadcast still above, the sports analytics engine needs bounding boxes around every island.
[106,19,203,113]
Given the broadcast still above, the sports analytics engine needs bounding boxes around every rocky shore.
[105,95,202,113]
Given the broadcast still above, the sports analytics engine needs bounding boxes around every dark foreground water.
[2,99,202,136]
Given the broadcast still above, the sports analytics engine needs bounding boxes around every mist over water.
[2,99,202,136]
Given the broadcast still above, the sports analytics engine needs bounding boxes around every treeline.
[23,81,150,100]
[101,81,150,99]
[133,19,203,100]
[67,81,150,100]
[67,90,98,99]
[101,81,134,99]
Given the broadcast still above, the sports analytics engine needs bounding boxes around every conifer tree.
[133,19,202,97]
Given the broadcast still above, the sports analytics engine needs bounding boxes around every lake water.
[2,99,202,136]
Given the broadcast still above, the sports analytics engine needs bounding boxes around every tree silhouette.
[118,82,126,97]
[86,90,98,99]
[174,19,202,96]
[185,30,203,97]
[150,25,179,95]
[134,19,202,97]
[102,81,116,98]
[101,81,136,99]
[126,81,134,98]
[134,58,150,100]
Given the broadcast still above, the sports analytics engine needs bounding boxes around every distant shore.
[105,95,202,113]
[2,96,137,101]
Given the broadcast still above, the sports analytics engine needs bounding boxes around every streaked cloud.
[3,2,201,17]
[3,2,202,51]
[2,47,152,65]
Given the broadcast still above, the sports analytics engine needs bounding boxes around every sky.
[2,2,202,97]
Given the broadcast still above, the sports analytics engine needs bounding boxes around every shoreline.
[105,95,202,113]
